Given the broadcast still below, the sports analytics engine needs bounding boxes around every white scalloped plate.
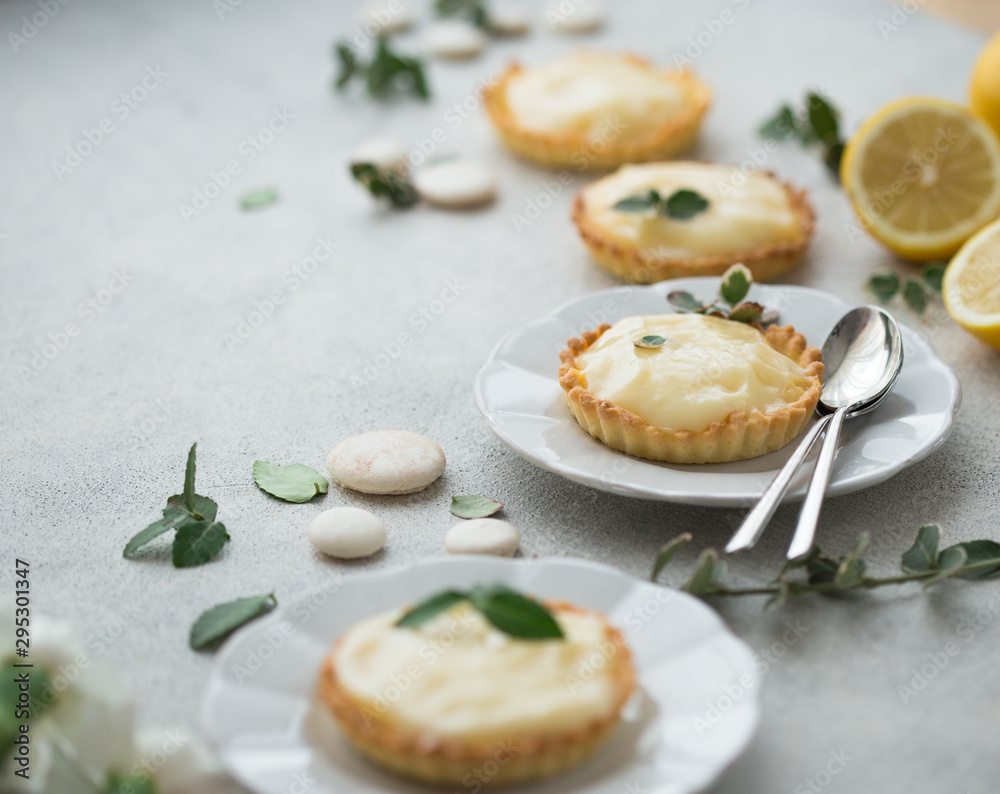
[474,279,960,506]
[202,557,760,794]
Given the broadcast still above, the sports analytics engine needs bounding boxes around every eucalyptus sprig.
[760,92,846,179]
[651,525,1000,612]
[613,188,709,220]
[123,443,230,568]
[667,263,780,327]
[350,162,419,208]
[397,583,565,639]
[435,0,489,28]
[335,37,430,100]
[866,264,944,315]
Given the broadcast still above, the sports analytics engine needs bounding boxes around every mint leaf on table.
[253,461,328,503]
[240,187,278,211]
[450,494,503,519]
[167,492,218,522]
[173,521,229,568]
[182,442,197,514]
[350,162,419,208]
[903,279,927,314]
[336,37,430,100]
[901,524,940,572]
[123,506,192,558]
[761,91,846,179]
[759,104,800,141]
[923,263,946,292]
[190,593,277,650]
[867,273,901,303]
[941,540,1000,579]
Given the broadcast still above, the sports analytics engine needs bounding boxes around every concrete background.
[2,0,999,791]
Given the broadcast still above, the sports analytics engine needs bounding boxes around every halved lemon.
[943,218,1000,350]
[841,96,1000,261]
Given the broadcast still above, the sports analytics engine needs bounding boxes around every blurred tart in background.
[484,52,711,169]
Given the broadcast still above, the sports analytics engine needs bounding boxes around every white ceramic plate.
[474,279,961,507]
[202,557,760,794]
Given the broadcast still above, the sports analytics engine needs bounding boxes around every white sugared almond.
[359,0,413,35]
[444,518,520,556]
[351,137,410,174]
[327,430,446,494]
[547,0,605,33]
[424,20,488,59]
[413,160,497,208]
[488,4,530,36]
[308,507,386,559]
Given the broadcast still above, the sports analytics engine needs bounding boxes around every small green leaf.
[765,581,791,612]
[807,556,840,584]
[667,290,708,313]
[351,161,419,208]
[923,264,946,293]
[683,549,721,596]
[613,191,659,212]
[470,586,564,639]
[633,334,669,349]
[183,442,197,514]
[651,533,693,582]
[123,506,192,558]
[922,545,968,589]
[719,264,752,305]
[727,301,765,324]
[759,104,799,141]
[102,773,157,794]
[663,188,710,220]
[449,495,503,519]
[901,525,940,573]
[806,91,840,146]
[240,187,279,211]
[189,593,277,650]
[940,540,1000,579]
[867,273,901,303]
[335,43,358,90]
[834,556,866,589]
[172,521,229,568]
[253,461,328,503]
[397,590,470,627]
[823,141,845,179]
[903,280,927,314]
[167,493,218,522]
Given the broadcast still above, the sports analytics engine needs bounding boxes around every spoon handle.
[725,414,833,554]
[786,405,850,560]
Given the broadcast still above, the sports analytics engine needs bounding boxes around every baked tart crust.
[558,320,823,464]
[318,601,636,787]
[483,53,711,170]
[572,164,816,284]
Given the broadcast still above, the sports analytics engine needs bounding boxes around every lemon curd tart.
[558,313,823,463]
[573,161,815,283]
[318,597,635,786]
[483,52,711,169]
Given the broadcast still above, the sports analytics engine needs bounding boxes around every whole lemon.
[971,31,1000,139]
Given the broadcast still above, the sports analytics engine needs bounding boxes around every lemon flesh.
[943,218,1000,350]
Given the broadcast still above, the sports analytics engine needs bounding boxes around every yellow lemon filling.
[574,314,811,432]
[504,53,689,139]
[582,163,802,257]
[334,603,622,740]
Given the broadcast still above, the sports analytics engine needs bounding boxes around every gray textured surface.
[2,0,1000,791]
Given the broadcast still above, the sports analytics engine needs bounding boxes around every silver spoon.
[725,307,903,556]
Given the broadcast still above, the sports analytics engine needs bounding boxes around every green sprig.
[865,264,945,315]
[335,37,430,100]
[651,525,1000,609]
[760,92,846,179]
[613,188,710,220]
[667,264,780,327]
[350,162,419,208]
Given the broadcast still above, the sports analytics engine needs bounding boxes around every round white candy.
[308,507,386,559]
[413,160,497,208]
[488,4,530,36]
[351,137,410,174]
[327,430,446,494]
[424,20,488,59]
[547,0,605,33]
[358,0,413,35]
[445,518,520,557]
